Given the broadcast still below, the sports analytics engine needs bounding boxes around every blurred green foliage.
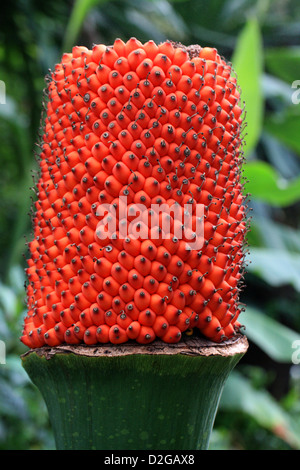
[0,0,300,450]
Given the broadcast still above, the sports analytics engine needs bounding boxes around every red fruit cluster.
[21,38,248,348]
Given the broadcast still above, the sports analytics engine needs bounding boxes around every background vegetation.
[0,0,300,450]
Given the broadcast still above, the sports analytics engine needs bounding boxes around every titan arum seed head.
[21,38,248,348]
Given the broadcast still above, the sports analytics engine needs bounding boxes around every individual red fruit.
[21,38,248,349]
[109,325,128,344]
[96,324,110,343]
[83,325,98,345]
[126,321,141,339]
[44,328,61,347]
[161,325,182,344]
[136,325,155,344]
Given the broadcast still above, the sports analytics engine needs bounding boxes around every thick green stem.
[21,335,248,450]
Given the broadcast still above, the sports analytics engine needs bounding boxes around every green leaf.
[0,377,28,419]
[242,306,300,363]
[264,106,300,156]
[244,160,300,207]
[221,371,300,449]
[262,74,294,104]
[248,247,300,292]
[265,47,300,84]
[231,17,264,156]
[62,0,109,53]
[251,214,300,252]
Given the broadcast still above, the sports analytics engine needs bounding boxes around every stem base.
[21,335,248,450]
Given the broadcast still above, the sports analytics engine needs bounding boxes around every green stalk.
[22,335,248,450]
